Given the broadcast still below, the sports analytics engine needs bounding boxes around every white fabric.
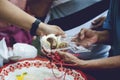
[0,38,9,66]
[0,38,9,60]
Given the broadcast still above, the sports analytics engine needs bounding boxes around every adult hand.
[41,47,82,65]
[73,28,98,47]
[90,16,106,29]
[56,51,81,64]
[36,22,65,37]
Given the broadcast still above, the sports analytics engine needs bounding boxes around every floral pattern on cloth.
[0,58,87,80]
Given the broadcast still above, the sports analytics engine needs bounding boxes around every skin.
[90,16,106,29]
[42,16,120,70]
[0,0,65,36]
[56,29,120,70]
[73,28,110,47]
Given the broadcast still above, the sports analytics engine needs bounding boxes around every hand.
[41,47,80,64]
[37,22,65,37]
[56,51,80,64]
[73,28,98,47]
[91,16,106,29]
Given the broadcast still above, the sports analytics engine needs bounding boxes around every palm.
[75,29,98,47]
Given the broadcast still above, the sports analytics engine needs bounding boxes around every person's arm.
[90,16,106,30]
[95,30,110,43]
[56,51,120,69]
[77,55,120,69]
[0,0,35,31]
[0,0,65,36]
[73,28,110,47]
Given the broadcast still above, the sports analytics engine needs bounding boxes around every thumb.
[79,28,86,40]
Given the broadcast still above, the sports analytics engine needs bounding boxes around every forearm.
[77,56,120,69]
[0,0,36,31]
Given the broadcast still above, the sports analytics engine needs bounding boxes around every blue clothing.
[83,1,120,80]
[103,0,120,56]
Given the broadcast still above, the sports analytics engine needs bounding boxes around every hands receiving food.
[72,28,98,48]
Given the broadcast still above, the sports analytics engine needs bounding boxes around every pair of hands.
[42,16,106,66]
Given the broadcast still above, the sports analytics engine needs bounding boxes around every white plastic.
[13,43,37,59]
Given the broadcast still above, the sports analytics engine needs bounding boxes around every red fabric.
[43,50,95,80]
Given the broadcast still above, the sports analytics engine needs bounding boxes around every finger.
[56,27,65,36]
[91,23,101,29]
[91,20,104,29]
[71,37,77,42]
[92,17,102,25]
[41,47,48,55]
[41,49,47,55]
[76,42,90,48]
[57,50,67,59]
[41,47,51,54]
[79,28,85,40]
[71,35,78,42]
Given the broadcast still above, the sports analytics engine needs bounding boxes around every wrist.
[30,19,41,36]
[75,59,87,68]
[96,30,110,43]
[36,22,46,36]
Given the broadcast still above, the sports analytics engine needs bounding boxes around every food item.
[16,72,27,80]
[47,37,57,49]
[58,42,68,48]
[40,34,68,49]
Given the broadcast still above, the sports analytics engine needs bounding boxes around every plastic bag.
[40,34,91,53]
[59,37,91,53]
